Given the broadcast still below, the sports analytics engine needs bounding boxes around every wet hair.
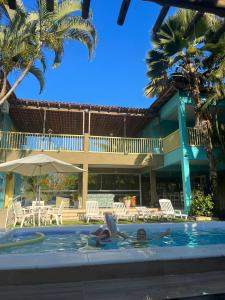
[137,228,147,241]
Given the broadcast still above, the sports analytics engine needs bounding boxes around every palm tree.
[0,0,97,106]
[145,10,225,205]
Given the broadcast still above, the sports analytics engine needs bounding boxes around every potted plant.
[123,196,131,208]
[190,190,214,221]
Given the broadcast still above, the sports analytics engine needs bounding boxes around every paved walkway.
[0,271,225,300]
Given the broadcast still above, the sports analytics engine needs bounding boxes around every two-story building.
[1,89,225,213]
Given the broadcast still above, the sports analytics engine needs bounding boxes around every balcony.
[0,128,205,157]
[0,131,163,155]
[163,128,204,153]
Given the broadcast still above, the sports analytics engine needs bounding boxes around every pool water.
[1,226,225,254]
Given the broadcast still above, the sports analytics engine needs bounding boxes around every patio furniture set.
[12,198,67,227]
[8,198,187,228]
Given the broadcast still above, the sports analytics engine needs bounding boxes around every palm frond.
[28,65,45,93]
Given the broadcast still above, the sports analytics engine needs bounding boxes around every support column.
[78,133,89,209]
[0,174,6,208]
[82,163,88,209]
[178,99,192,213]
[78,164,88,209]
[139,174,142,206]
[149,167,157,206]
[4,174,14,208]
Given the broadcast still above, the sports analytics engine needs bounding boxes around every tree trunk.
[0,60,33,106]
[190,77,218,211]
[0,70,7,100]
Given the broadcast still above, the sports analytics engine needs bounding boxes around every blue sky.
[10,1,174,108]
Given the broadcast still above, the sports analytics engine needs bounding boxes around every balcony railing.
[0,131,84,152]
[89,136,163,154]
[187,128,203,146]
[0,131,163,154]
[0,128,207,155]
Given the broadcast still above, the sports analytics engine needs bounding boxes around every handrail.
[187,127,203,146]
[89,136,163,154]
[0,131,84,152]
[0,131,163,154]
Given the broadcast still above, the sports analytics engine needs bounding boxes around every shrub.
[190,190,214,217]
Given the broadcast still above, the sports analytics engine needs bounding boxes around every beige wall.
[4,150,164,169]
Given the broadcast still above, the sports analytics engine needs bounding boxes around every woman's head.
[94,228,104,236]
[137,228,147,241]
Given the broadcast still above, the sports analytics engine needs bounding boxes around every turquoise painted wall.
[0,174,6,208]
[141,118,178,138]
[0,113,14,131]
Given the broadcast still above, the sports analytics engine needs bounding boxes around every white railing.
[187,128,203,146]
[0,131,84,152]
[89,136,163,154]
[0,131,163,154]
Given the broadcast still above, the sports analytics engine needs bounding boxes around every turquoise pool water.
[1,227,225,254]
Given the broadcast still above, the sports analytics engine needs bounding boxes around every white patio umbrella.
[0,154,85,202]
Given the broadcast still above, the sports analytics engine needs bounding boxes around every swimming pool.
[1,222,225,255]
[1,222,225,286]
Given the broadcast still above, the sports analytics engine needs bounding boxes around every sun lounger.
[136,206,161,221]
[84,201,105,223]
[112,202,137,222]
[159,199,188,219]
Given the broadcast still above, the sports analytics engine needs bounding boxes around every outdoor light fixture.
[46,0,54,12]
[117,0,131,25]
[7,0,17,10]
[82,0,91,19]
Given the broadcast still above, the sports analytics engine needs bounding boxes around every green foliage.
[145,9,225,104]
[0,0,97,103]
[190,190,214,217]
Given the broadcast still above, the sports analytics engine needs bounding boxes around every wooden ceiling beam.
[152,6,170,35]
[144,0,225,17]
[82,0,91,19]
[117,0,131,26]
[10,105,146,117]
[183,11,204,38]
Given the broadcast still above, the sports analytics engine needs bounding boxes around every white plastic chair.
[113,202,137,222]
[159,199,188,219]
[12,202,35,227]
[32,201,44,207]
[84,201,104,223]
[48,198,66,225]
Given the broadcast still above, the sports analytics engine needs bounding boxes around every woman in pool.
[91,227,111,246]
[88,213,127,247]
[136,228,171,242]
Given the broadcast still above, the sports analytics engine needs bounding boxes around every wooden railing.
[163,129,180,153]
[0,131,84,152]
[89,136,163,154]
[187,128,203,146]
